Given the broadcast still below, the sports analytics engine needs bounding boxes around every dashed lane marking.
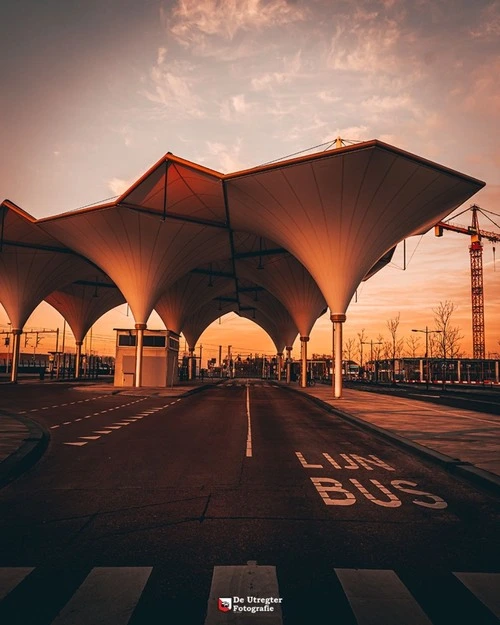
[64,442,87,446]
[50,425,60,429]
[79,436,101,441]
[94,430,113,434]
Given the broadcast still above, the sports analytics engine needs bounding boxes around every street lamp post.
[412,327,442,390]
[361,340,383,383]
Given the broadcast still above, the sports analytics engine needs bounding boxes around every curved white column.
[331,314,346,398]
[10,329,22,383]
[286,346,292,383]
[75,341,83,378]
[300,336,309,388]
[188,347,195,380]
[277,352,283,381]
[134,323,146,387]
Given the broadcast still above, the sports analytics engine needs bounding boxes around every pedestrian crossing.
[0,566,498,624]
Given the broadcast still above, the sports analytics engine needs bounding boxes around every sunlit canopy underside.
[1,140,484,348]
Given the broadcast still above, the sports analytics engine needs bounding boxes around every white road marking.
[63,421,71,425]
[0,567,34,601]
[80,436,101,440]
[246,382,252,458]
[205,561,282,624]
[94,430,113,434]
[75,418,82,422]
[64,442,87,447]
[93,412,100,415]
[454,572,500,618]
[51,567,152,625]
[41,407,48,410]
[336,568,432,625]
[114,422,130,426]
[84,416,91,419]
[61,403,68,406]
[50,425,60,429]
[107,426,121,430]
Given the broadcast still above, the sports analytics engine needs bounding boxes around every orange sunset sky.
[1,0,499,362]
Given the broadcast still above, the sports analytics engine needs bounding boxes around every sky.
[1,0,499,362]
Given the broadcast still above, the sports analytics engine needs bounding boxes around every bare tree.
[386,313,401,384]
[357,328,367,374]
[343,338,356,364]
[405,334,422,358]
[432,301,463,359]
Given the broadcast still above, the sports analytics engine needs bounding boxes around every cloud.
[168,0,306,44]
[220,94,251,120]
[202,139,245,172]
[361,94,413,112]
[141,57,206,119]
[251,49,302,92]
[107,177,135,196]
[470,1,500,39]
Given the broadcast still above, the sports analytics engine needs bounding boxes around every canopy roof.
[0,139,484,346]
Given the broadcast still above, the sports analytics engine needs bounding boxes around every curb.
[277,383,500,497]
[0,415,49,489]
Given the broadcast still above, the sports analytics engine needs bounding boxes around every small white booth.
[113,328,179,387]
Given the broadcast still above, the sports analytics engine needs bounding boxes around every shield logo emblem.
[218,597,232,612]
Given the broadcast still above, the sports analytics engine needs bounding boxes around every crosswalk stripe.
[205,561,283,624]
[0,568,33,601]
[336,568,432,625]
[51,567,152,625]
[454,572,500,619]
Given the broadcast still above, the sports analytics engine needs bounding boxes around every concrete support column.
[188,347,195,380]
[277,353,283,381]
[10,329,22,383]
[134,323,147,388]
[286,346,292,383]
[457,360,461,383]
[419,359,424,384]
[75,341,83,378]
[331,314,346,398]
[495,361,499,384]
[300,336,309,388]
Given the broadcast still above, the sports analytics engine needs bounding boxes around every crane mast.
[435,204,499,360]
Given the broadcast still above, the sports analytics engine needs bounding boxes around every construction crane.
[435,204,500,359]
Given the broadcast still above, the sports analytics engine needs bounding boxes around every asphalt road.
[0,382,499,624]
